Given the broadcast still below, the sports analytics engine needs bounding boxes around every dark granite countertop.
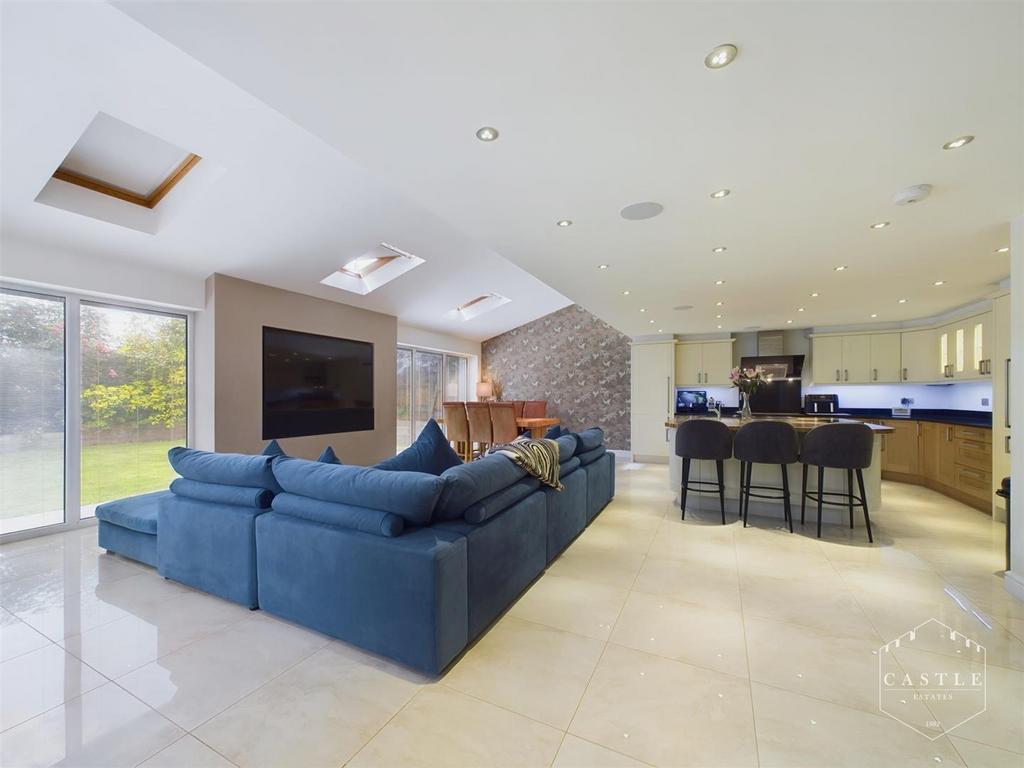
[834,408,992,428]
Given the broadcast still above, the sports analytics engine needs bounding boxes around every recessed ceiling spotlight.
[556,219,573,227]
[658,329,664,333]
[715,279,726,285]
[623,290,631,295]
[870,221,890,229]
[640,308,647,313]
[834,265,848,272]
[620,201,664,220]
[898,298,908,304]
[716,324,723,329]
[870,313,878,318]
[715,314,723,319]
[786,319,793,324]
[933,280,946,286]
[715,301,724,306]
[710,189,731,199]
[475,126,499,142]
[712,246,727,253]
[704,44,738,69]
[797,307,805,312]
[996,246,1009,253]
[598,264,609,270]
[810,292,820,297]
[942,135,974,150]
[649,319,655,324]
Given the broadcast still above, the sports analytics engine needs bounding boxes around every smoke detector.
[892,184,932,206]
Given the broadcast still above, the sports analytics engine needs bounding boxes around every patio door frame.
[397,345,471,449]
[0,282,194,543]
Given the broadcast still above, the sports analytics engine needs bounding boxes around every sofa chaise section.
[95,490,165,568]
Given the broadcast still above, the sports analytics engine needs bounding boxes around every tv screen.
[262,326,374,439]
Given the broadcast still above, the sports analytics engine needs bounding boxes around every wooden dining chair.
[523,400,547,418]
[512,400,526,419]
[442,402,471,462]
[465,402,493,458]
[489,402,519,445]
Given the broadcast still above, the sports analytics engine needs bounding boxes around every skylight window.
[321,243,425,295]
[457,293,511,321]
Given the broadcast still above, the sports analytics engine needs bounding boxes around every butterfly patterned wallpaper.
[481,304,631,449]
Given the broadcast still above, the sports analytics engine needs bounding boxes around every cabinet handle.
[873,368,878,382]
[959,467,986,481]
[946,427,952,441]
[1006,358,1012,429]
[835,369,840,382]
[844,369,849,382]
[1006,435,1011,454]
[902,367,908,381]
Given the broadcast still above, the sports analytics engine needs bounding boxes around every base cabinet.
[887,419,991,513]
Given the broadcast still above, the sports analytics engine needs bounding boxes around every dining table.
[516,417,560,439]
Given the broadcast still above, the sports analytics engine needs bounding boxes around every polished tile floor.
[1,464,1022,767]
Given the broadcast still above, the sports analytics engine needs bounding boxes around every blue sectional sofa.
[95,422,615,674]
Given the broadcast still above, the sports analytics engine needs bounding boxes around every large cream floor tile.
[580,514,660,554]
[547,538,646,589]
[0,607,50,662]
[950,737,1024,768]
[631,556,741,611]
[0,682,183,768]
[509,574,628,641]
[194,642,421,767]
[62,591,251,678]
[751,682,965,767]
[116,615,328,730]
[932,661,1024,754]
[818,540,938,572]
[736,545,844,583]
[645,523,737,569]
[609,591,748,676]
[744,615,886,713]
[834,561,952,603]
[569,644,757,767]
[0,553,143,610]
[0,643,106,731]
[347,685,563,768]
[552,735,651,768]
[138,735,237,768]
[739,573,879,640]
[444,615,604,728]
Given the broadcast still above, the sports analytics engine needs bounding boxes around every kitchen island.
[665,415,893,525]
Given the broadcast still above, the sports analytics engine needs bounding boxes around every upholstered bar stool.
[465,402,493,459]
[489,402,519,445]
[442,402,471,462]
[800,422,874,542]
[674,419,733,524]
[733,420,800,532]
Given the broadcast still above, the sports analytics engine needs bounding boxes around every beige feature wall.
[209,274,397,465]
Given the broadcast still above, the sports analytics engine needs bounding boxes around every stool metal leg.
[816,465,825,538]
[716,459,726,525]
[856,468,873,543]
[742,461,753,527]
[780,464,793,533]
[847,469,854,529]
[801,464,808,525]
[680,457,691,520]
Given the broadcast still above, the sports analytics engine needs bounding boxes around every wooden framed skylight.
[321,243,425,295]
[457,293,511,320]
[50,113,201,209]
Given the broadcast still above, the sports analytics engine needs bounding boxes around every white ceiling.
[0,2,570,341]
[114,0,1023,337]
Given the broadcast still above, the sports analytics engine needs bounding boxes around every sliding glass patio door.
[396,347,470,451]
[0,287,190,539]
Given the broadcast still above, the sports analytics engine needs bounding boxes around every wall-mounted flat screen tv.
[262,326,374,439]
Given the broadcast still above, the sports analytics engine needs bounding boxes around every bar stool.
[675,419,733,524]
[800,422,874,542]
[733,421,800,532]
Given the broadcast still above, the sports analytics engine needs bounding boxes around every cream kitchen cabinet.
[937,312,993,380]
[869,333,902,383]
[812,333,898,384]
[901,328,938,382]
[675,340,734,386]
[631,341,675,461]
[811,335,844,384]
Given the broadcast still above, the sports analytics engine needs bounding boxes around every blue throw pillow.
[374,418,462,476]
[543,425,562,439]
[317,446,341,464]
[262,440,286,457]
[574,427,605,454]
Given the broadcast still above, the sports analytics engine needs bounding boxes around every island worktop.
[665,414,894,433]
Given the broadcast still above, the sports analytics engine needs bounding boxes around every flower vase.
[740,392,753,420]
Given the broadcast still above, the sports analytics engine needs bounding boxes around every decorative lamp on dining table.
[476,381,493,400]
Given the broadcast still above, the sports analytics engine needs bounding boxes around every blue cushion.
[435,453,528,521]
[317,446,341,464]
[374,419,462,476]
[463,477,540,524]
[95,490,166,535]
[555,435,578,463]
[169,478,273,509]
[271,456,444,526]
[574,427,605,454]
[272,493,403,537]
[168,447,281,492]
[578,445,607,466]
[559,456,581,477]
[98,520,157,567]
[544,425,562,439]
[262,440,286,457]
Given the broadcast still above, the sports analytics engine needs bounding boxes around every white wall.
[0,237,206,310]
[398,322,482,398]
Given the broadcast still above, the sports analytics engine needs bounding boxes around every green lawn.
[1,438,180,521]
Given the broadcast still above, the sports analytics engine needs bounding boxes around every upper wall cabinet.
[811,333,900,384]
[900,328,937,382]
[675,340,734,386]
[937,312,993,380]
